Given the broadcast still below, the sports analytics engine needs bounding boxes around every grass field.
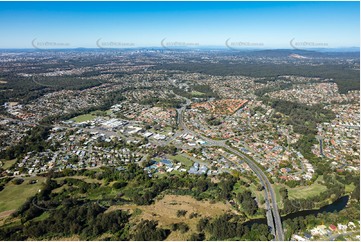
[0,159,17,170]
[71,113,96,123]
[345,183,356,193]
[0,176,46,214]
[53,176,111,200]
[169,154,194,168]
[54,175,102,184]
[288,176,327,199]
[273,184,283,208]
[191,91,205,97]
[274,176,327,206]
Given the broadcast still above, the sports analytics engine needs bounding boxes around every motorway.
[176,100,285,241]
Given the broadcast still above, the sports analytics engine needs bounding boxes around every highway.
[176,100,285,241]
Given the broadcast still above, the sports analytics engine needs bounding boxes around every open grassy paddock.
[0,176,46,214]
[273,176,328,208]
[107,194,235,240]
[191,91,205,97]
[71,113,96,123]
[0,159,17,170]
[169,154,194,168]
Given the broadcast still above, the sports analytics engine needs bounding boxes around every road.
[176,99,285,241]
[328,232,354,241]
[316,135,324,156]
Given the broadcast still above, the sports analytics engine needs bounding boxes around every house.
[329,224,337,232]
[337,223,347,232]
[160,159,173,168]
[303,233,312,240]
[143,132,153,138]
[291,235,306,241]
[188,167,198,174]
[311,225,327,236]
[154,134,166,140]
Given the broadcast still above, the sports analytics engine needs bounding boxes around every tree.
[132,220,169,241]
[188,233,205,241]
[112,181,127,189]
[279,187,289,200]
[176,210,187,217]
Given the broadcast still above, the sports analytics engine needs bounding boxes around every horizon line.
[0,46,359,51]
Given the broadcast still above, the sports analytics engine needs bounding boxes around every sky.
[0,1,359,49]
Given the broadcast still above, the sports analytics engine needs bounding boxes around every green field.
[169,154,194,168]
[345,183,356,193]
[274,176,327,205]
[71,113,96,123]
[0,159,17,170]
[191,91,205,97]
[0,176,46,213]
[288,177,327,199]
[54,175,102,185]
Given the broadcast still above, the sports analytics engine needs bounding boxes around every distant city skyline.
[0,1,359,49]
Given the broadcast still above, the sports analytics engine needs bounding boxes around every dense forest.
[0,75,103,107]
[155,62,360,93]
[265,99,335,135]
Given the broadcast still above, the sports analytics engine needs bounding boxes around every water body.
[282,195,349,221]
[244,196,349,227]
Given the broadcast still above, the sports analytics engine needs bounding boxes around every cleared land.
[345,183,356,193]
[54,175,101,184]
[71,113,96,123]
[169,154,194,168]
[107,195,235,240]
[0,176,46,214]
[0,159,17,170]
[288,176,327,200]
[274,176,327,207]
[191,91,205,97]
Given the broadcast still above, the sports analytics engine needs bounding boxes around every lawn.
[288,176,327,200]
[191,91,205,97]
[0,159,17,170]
[71,113,96,123]
[169,154,193,168]
[273,176,328,205]
[0,176,46,213]
[345,183,356,194]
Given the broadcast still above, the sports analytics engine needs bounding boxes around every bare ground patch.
[0,210,14,219]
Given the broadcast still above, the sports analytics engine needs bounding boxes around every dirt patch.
[0,210,14,219]
[8,102,18,106]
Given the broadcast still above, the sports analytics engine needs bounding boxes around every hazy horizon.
[0,1,359,49]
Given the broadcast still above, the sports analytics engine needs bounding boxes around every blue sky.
[0,1,359,49]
